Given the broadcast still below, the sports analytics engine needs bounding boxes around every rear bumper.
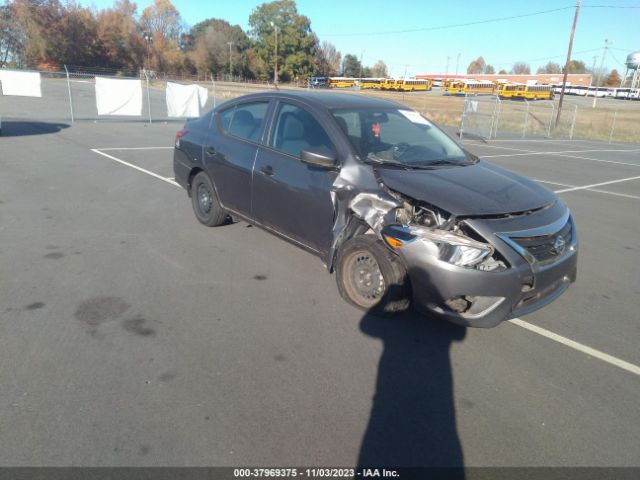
[173,148,191,191]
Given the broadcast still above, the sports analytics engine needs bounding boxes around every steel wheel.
[336,235,410,315]
[343,250,386,307]
[190,171,227,227]
[197,183,212,216]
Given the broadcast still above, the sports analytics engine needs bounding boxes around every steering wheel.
[392,142,411,159]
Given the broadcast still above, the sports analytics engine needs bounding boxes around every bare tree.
[370,60,388,78]
[314,40,341,76]
[511,62,531,74]
[536,61,562,74]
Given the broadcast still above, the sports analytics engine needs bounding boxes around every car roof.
[224,90,405,110]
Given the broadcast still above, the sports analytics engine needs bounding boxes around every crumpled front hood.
[375,160,556,216]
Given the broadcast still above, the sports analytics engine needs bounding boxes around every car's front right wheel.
[190,171,227,227]
[336,235,411,315]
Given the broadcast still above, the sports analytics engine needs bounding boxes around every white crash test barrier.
[0,70,42,97]
[95,76,142,116]
[166,82,208,118]
[0,70,42,135]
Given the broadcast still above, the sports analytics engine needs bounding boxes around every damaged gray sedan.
[173,91,577,327]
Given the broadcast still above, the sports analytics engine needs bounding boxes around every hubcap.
[347,251,385,304]
[197,184,212,215]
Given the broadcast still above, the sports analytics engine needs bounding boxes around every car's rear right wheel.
[336,235,411,315]
[190,171,227,227]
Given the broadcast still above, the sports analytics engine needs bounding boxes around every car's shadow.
[0,120,70,137]
[357,308,466,471]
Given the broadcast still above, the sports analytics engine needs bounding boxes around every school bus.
[379,79,397,90]
[327,77,356,88]
[357,78,383,89]
[497,83,554,100]
[496,83,524,99]
[393,79,432,92]
[521,85,554,100]
[441,79,458,90]
[445,80,495,96]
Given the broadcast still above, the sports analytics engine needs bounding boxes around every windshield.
[332,108,473,168]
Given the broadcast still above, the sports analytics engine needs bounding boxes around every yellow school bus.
[327,77,356,88]
[496,83,524,99]
[497,83,554,100]
[445,80,495,96]
[379,79,397,90]
[357,78,383,89]
[394,79,432,92]
[441,79,458,90]
[520,84,554,100]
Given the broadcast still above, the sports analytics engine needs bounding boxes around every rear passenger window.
[218,101,269,143]
[219,108,234,131]
[270,103,334,158]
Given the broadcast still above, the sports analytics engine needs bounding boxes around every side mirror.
[300,148,337,169]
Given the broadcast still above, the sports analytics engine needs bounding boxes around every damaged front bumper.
[397,205,578,328]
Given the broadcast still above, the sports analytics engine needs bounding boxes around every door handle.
[205,146,216,156]
[261,165,274,176]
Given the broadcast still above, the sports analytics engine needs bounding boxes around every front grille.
[510,219,572,264]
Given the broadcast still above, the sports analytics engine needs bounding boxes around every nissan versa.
[173,91,578,327]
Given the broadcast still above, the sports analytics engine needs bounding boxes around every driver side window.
[270,103,334,158]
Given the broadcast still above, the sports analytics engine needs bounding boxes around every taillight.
[175,129,188,147]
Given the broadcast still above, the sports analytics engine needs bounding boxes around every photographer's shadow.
[357,309,466,468]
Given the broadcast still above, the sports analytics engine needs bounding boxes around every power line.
[608,49,626,67]
[319,6,575,37]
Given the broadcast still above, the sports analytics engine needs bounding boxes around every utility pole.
[358,50,365,81]
[271,23,279,86]
[227,41,233,81]
[592,39,611,108]
[590,55,597,86]
[555,0,581,128]
[403,64,408,78]
[446,56,450,76]
[143,33,153,71]
[455,53,461,75]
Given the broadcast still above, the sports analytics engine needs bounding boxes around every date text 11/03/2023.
[233,468,400,478]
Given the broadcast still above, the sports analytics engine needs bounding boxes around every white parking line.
[509,318,640,376]
[90,149,180,187]
[533,179,640,200]
[467,144,640,168]
[90,146,640,376]
[554,175,640,193]
[97,147,174,151]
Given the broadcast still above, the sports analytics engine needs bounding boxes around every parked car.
[173,91,577,327]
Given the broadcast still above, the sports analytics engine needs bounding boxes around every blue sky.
[78,0,638,77]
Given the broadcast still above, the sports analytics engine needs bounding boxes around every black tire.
[190,171,227,227]
[336,235,411,315]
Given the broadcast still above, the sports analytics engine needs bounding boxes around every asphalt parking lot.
[0,117,639,468]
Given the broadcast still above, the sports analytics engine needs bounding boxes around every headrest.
[281,113,304,140]
[234,109,255,126]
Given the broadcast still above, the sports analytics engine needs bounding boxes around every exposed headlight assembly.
[412,226,493,267]
[382,225,493,268]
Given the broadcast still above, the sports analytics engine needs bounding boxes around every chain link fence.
[458,94,638,144]
[0,65,282,126]
[1,65,639,144]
